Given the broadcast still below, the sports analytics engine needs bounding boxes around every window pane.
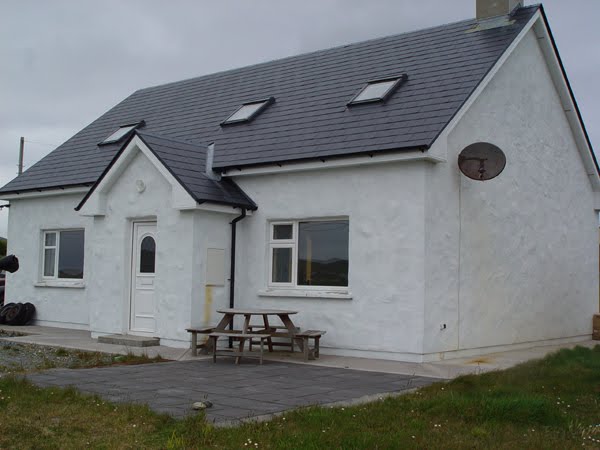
[273,224,293,240]
[45,232,56,247]
[227,102,265,122]
[140,236,156,274]
[58,230,85,279]
[354,80,397,102]
[272,247,292,283]
[43,249,56,277]
[102,124,136,144]
[297,221,349,287]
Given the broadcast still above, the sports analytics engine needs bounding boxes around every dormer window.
[221,97,275,126]
[99,121,144,145]
[348,74,408,105]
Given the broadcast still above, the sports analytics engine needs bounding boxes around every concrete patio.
[26,359,439,424]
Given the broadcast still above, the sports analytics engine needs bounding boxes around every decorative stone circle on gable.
[136,179,146,193]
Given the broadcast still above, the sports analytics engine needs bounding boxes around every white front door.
[130,222,157,334]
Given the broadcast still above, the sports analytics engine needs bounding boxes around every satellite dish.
[458,142,506,181]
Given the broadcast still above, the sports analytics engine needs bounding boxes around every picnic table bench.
[295,330,326,361]
[186,326,218,356]
[208,331,270,364]
[247,324,300,351]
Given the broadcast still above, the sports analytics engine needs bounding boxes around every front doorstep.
[97,334,160,347]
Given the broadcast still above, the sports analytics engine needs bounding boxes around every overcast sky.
[1,0,599,238]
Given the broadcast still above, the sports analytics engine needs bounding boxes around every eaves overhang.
[0,183,92,201]
[217,144,434,177]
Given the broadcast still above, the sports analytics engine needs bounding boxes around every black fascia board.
[218,178,258,210]
[220,97,275,126]
[538,5,599,176]
[0,182,94,197]
[347,73,409,106]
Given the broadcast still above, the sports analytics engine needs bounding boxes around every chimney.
[476,0,522,20]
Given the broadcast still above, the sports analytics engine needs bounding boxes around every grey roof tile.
[134,132,256,209]
[75,131,257,210]
[0,6,539,195]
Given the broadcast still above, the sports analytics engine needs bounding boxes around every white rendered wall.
[86,149,231,347]
[5,193,91,328]
[423,29,598,358]
[233,162,427,361]
[189,210,232,337]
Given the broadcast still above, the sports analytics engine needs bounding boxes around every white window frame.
[267,219,349,291]
[268,222,296,287]
[41,229,85,281]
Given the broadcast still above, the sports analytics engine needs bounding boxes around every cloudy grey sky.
[1,0,599,238]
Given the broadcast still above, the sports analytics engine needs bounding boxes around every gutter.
[1,184,92,201]
[216,145,430,175]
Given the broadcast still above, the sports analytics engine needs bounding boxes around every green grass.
[0,342,167,373]
[0,345,599,449]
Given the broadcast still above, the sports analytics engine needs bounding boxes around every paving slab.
[26,359,442,424]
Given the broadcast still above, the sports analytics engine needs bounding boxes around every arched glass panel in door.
[139,236,156,273]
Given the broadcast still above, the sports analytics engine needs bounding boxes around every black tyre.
[0,286,4,305]
[0,255,19,274]
[20,303,35,325]
[4,303,26,326]
[0,303,16,324]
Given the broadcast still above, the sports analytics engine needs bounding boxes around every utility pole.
[18,137,24,175]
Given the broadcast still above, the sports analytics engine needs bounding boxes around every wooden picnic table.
[211,308,302,362]
[188,308,325,362]
[216,308,301,348]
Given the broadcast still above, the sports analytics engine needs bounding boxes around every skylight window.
[221,97,275,126]
[99,121,144,145]
[348,74,408,105]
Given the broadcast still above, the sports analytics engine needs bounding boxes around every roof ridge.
[137,5,540,94]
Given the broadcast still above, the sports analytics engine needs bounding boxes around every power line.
[24,139,58,148]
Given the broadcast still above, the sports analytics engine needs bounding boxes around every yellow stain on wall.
[202,285,213,344]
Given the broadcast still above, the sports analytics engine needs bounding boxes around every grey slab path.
[27,359,441,424]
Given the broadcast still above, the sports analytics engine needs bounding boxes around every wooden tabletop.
[217,308,298,315]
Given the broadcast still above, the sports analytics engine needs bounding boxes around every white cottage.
[1,1,598,362]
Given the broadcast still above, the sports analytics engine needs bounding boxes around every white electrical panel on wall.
[206,248,225,286]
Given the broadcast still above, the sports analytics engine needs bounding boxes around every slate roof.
[75,132,257,210]
[0,5,540,197]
